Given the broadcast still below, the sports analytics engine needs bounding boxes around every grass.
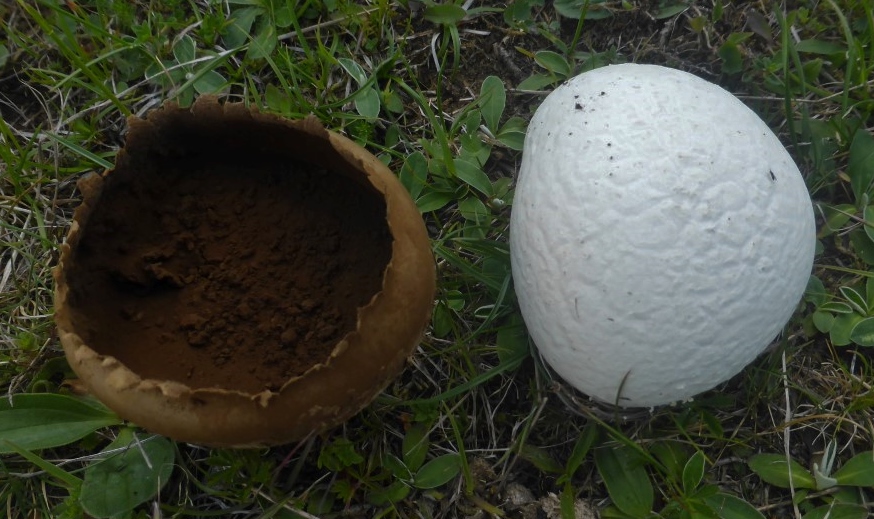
[1,0,874,518]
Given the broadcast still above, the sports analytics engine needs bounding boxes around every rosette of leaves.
[749,441,874,519]
[807,276,874,347]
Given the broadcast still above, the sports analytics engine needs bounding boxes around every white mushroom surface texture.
[510,63,816,408]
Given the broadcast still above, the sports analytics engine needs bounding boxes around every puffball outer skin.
[510,64,815,408]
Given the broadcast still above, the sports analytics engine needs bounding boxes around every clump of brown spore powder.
[65,141,392,393]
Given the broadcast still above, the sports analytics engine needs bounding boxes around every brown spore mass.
[65,126,392,394]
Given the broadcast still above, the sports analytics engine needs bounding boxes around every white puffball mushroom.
[510,64,815,408]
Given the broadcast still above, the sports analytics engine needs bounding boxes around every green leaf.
[599,505,634,518]
[354,88,381,119]
[193,70,226,94]
[496,314,529,367]
[518,444,564,474]
[801,504,868,519]
[818,204,855,238]
[368,480,411,505]
[416,190,455,213]
[851,228,874,265]
[432,302,453,338]
[0,44,9,68]
[866,277,874,310]
[318,437,364,471]
[455,97,482,132]
[264,83,291,114]
[0,394,121,454]
[400,152,428,199]
[703,492,766,519]
[650,441,689,484]
[224,7,261,49]
[412,453,461,489]
[479,76,506,134]
[534,50,571,77]
[718,42,744,75]
[458,196,489,224]
[337,57,367,85]
[849,129,874,204]
[805,276,827,306]
[402,423,430,472]
[812,310,835,333]
[700,409,725,438]
[564,424,599,480]
[682,451,706,494]
[840,286,868,315]
[459,131,491,167]
[504,0,543,25]
[850,317,874,346]
[79,430,175,518]
[819,301,854,314]
[595,446,654,517]
[833,451,874,486]
[864,206,874,244]
[456,108,483,135]
[554,0,612,19]
[453,158,493,196]
[383,89,405,113]
[273,4,294,27]
[497,116,527,151]
[748,454,816,489]
[517,72,560,91]
[794,39,846,55]
[655,3,691,19]
[246,20,276,59]
[423,4,466,26]
[745,10,771,40]
[382,452,412,480]
[831,312,866,346]
[173,35,196,65]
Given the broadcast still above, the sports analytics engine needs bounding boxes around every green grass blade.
[2,441,82,489]
[43,132,114,170]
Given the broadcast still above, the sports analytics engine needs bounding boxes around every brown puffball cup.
[54,97,435,447]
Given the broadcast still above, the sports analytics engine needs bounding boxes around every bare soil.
[65,148,391,393]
